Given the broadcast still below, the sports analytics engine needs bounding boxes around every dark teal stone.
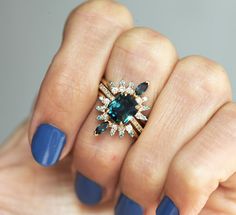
[135,82,149,95]
[108,94,138,124]
[95,122,109,135]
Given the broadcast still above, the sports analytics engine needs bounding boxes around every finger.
[160,102,236,215]
[73,27,178,206]
[0,121,114,215]
[199,172,236,215]
[119,56,232,208]
[29,0,133,167]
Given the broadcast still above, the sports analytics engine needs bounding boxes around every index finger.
[29,0,133,166]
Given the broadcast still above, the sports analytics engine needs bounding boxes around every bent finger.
[73,27,177,207]
[120,56,232,209]
[29,0,132,167]
[160,102,236,215]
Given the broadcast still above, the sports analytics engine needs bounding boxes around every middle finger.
[73,27,178,205]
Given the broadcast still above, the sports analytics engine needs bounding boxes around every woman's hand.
[3,0,236,214]
[0,121,114,215]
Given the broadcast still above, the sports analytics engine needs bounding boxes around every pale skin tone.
[1,0,236,214]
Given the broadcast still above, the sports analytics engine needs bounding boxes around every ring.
[94,78,150,138]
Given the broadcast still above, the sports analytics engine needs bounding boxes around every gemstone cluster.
[95,80,150,138]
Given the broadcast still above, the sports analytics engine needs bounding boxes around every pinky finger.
[157,102,236,215]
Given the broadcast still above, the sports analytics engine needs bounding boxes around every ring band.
[94,78,150,139]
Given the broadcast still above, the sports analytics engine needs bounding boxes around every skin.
[0,120,114,215]
[1,0,236,214]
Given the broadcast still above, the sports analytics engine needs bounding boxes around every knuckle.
[122,152,161,191]
[219,102,236,119]
[173,55,231,102]
[120,152,162,205]
[44,79,77,113]
[77,138,121,173]
[93,145,125,171]
[63,0,132,51]
[116,27,177,61]
[43,67,95,113]
[217,102,236,131]
[69,0,132,28]
[53,53,96,96]
[170,156,213,194]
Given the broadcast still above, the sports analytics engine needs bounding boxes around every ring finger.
[118,56,232,213]
[29,0,132,166]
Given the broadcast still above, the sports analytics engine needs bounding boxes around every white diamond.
[118,125,125,137]
[126,82,135,94]
[99,96,105,102]
[135,97,143,104]
[119,80,126,86]
[103,113,109,121]
[126,87,135,95]
[125,124,135,137]
[97,113,109,121]
[97,115,103,120]
[110,124,118,136]
[140,105,150,111]
[109,82,119,94]
[109,81,115,87]
[102,98,110,106]
[135,112,148,121]
[128,82,135,88]
[119,86,126,93]
[125,124,133,132]
[111,87,119,94]
[96,105,106,112]
[118,80,126,93]
[142,97,148,102]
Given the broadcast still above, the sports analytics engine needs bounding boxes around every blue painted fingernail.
[31,124,66,167]
[115,194,143,215]
[156,196,179,215]
[75,173,103,205]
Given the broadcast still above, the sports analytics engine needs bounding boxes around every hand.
[9,0,236,215]
[0,120,114,214]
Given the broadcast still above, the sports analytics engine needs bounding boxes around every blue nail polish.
[115,194,143,215]
[75,173,103,205]
[156,196,179,215]
[31,124,66,167]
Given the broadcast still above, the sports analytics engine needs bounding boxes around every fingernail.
[156,196,179,215]
[75,173,103,205]
[115,194,143,215]
[31,124,66,167]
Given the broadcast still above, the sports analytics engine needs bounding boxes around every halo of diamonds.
[94,80,150,138]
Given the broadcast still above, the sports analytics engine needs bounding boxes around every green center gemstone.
[108,94,138,124]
